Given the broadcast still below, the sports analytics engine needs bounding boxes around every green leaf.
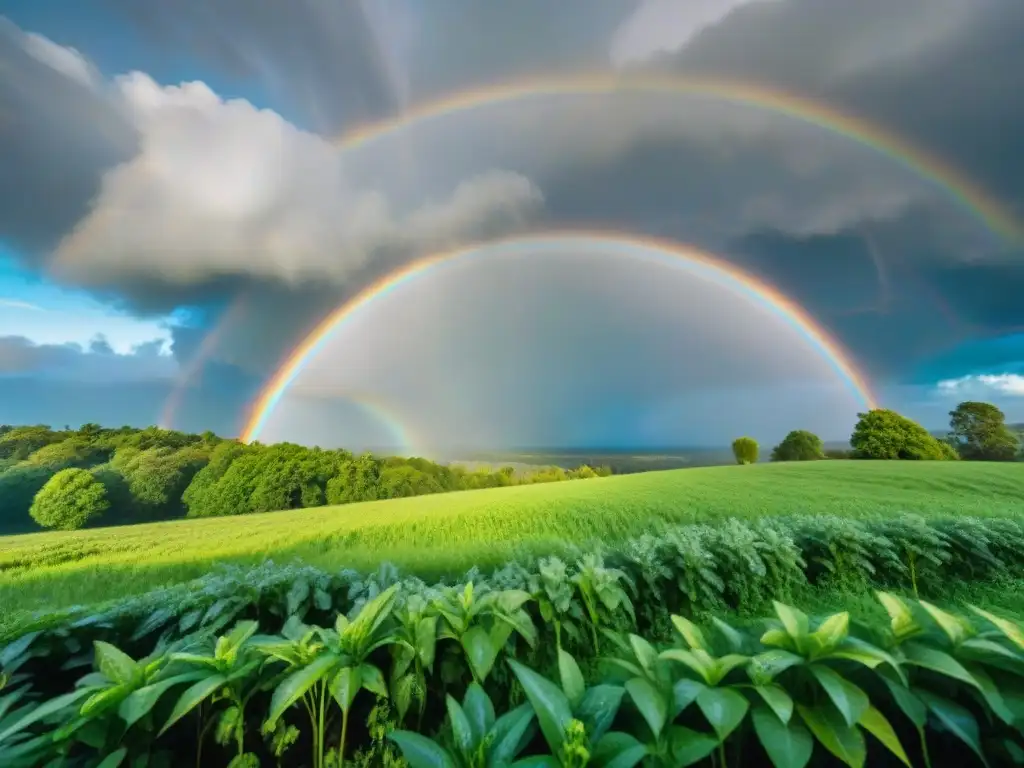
[625,677,667,739]
[118,672,205,728]
[577,685,625,746]
[330,665,362,712]
[94,641,139,686]
[809,613,849,652]
[774,602,810,640]
[628,634,659,673]
[880,677,927,729]
[417,616,438,666]
[797,703,866,768]
[510,757,561,768]
[462,683,495,747]
[748,649,803,684]
[827,638,905,683]
[557,649,586,709]
[508,659,573,755]
[965,663,1016,726]
[446,694,474,753]
[81,684,131,718]
[462,626,500,683]
[388,730,458,768]
[969,606,1024,651]
[0,688,91,742]
[671,678,705,719]
[666,725,720,767]
[711,617,746,653]
[696,687,749,741]
[487,703,535,765]
[751,703,813,768]
[754,685,794,724]
[266,653,338,725]
[919,602,971,645]
[358,663,387,699]
[672,615,708,651]
[875,593,918,639]
[591,731,648,768]
[393,673,415,724]
[159,674,227,736]
[917,690,988,766]
[858,705,910,767]
[901,643,979,689]
[223,620,259,654]
[808,666,869,727]
[95,747,128,768]
[659,648,712,684]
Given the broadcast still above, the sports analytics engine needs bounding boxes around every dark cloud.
[0,334,173,381]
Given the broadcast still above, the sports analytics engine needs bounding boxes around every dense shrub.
[850,409,956,460]
[731,436,758,465]
[770,429,824,461]
[28,468,109,530]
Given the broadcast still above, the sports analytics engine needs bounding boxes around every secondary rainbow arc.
[240,232,879,445]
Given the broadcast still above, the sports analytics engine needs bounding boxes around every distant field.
[1,461,1021,618]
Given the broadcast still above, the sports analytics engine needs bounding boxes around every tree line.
[731,400,1024,464]
[0,424,611,534]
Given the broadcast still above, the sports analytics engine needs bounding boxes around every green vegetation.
[3,460,1023,618]
[850,410,958,461]
[29,468,109,530]
[730,437,758,465]
[948,400,1020,461]
[771,430,824,462]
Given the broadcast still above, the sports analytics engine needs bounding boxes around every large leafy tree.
[29,467,110,530]
[948,401,1020,461]
[850,409,957,460]
[731,436,759,465]
[771,430,824,462]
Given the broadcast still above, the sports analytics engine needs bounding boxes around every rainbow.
[240,232,879,444]
[333,74,1022,241]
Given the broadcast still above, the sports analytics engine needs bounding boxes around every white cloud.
[20,31,97,87]
[937,373,1024,397]
[51,72,542,286]
[0,298,44,311]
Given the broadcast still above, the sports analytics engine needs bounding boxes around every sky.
[1,0,1023,453]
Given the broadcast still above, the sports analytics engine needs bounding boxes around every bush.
[731,436,759,464]
[28,468,109,530]
[850,409,955,460]
[770,429,824,461]
[948,400,1020,461]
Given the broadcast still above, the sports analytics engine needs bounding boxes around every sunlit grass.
[1,460,1021,617]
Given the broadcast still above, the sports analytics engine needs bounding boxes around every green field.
[1,460,1021,618]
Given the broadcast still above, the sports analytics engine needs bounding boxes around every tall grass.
[1,461,1021,617]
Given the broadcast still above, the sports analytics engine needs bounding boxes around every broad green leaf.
[696,687,749,741]
[461,683,495,746]
[880,677,926,729]
[748,649,803,684]
[591,731,648,768]
[508,659,573,755]
[659,649,711,684]
[393,672,414,723]
[223,621,258,654]
[755,684,794,724]
[919,602,972,645]
[712,617,746,653]
[266,653,338,725]
[808,666,869,727]
[671,678,705,719]
[858,705,910,767]
[94,642,139,686]
[359,663,387,699]
[446,695,474,753]
[496,589,533,614]
[330,665,362,712]
[95,747,128,768]
[557,649,586,708]
[118,672,205,728]
[901,643,979,689]
[761,629,796,650]
[810,613,849,653]
[774,602,810,641]
[159,675,227,736]
[0,688,91,742]
[417,616,438,666]
[81,684,130,718]
[629,634,659,673]
[577,685,625,746]
[970,606,1024,651]
[827,638,905,683]
[875,593,917,639]
[625,677,667,739]
[487,703,535,765]
[710,654,751,685]
[797,703,866,768]
[959,638,1024,666]
[462,626,500,683]
[389,730,458,768]
[751,703,813,768]
[965,663,1016,726]
[510,757,561,767]
[666,725,719,767]
[917,690,988,765]
[672,615,708,651]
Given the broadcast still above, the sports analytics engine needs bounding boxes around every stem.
[909,550,919,598]
[919,728,932,768]
[305,696,319,768]
[318,681,327,768]
[339,707,350,768]
[718,741,728,768]
[235,695,245,757]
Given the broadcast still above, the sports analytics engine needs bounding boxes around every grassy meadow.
[2,459,1021,619]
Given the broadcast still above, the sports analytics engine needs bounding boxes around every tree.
[731,437,759,465]
[771,430,824,462]
[29,468,109,530]
[948,401,1019,461]
[850,409,956,460]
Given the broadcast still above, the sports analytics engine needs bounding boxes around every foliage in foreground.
[4,585,1024,767]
